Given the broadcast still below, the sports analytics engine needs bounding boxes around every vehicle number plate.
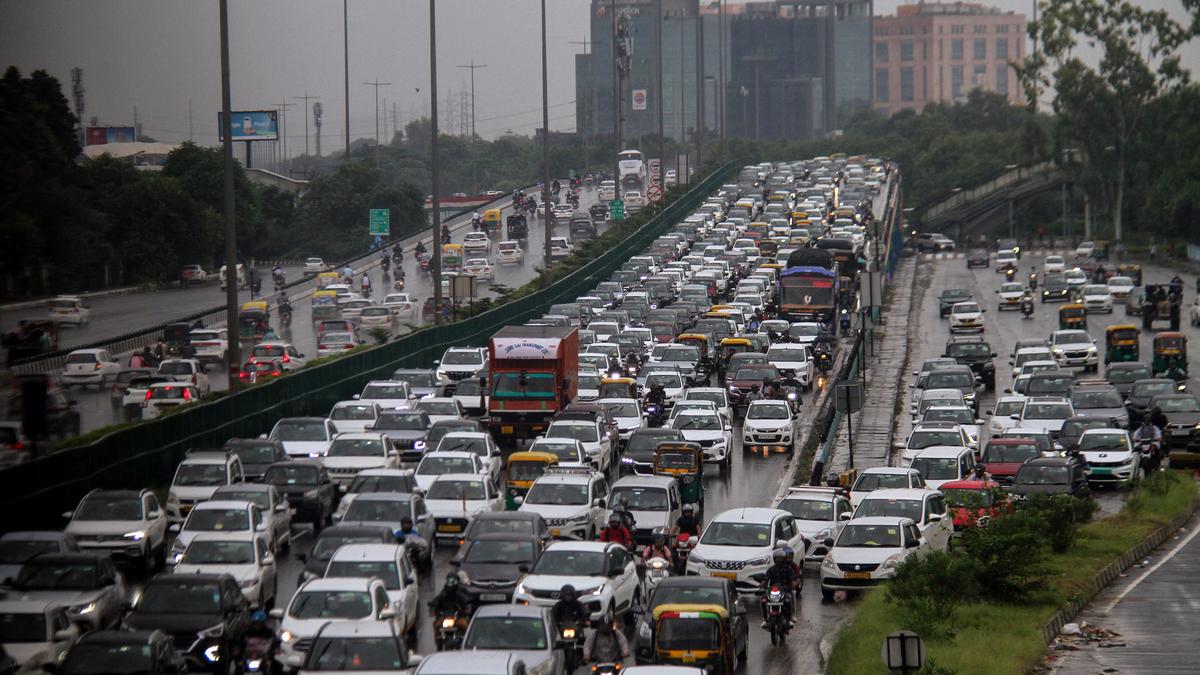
[844,571,871,580]
[682,654,697,663]
[481,593,507,602]
[1090,468,1111,475]
[437,524,462,533]
[712,572,736,580]
[550,528,561,537]
[501,426,514,434]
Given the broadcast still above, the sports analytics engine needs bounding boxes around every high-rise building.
[872,2,1026,115]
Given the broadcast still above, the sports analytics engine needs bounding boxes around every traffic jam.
[0,155,936,675]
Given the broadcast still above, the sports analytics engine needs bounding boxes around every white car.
[742,399,798,450]
[899,421,971,464]
[248,341,307,371]
[1013,396,1075,436]
[787,322,824,345]
[948,301,985,333]
[212,483,293,555]
[994,250,1018,270]
[847,468,927,508]
[1049,329,1099,371]
[685,507,807,595]
[323,433,400,487]
[357,380,417,410]
[549,237,574,261]
[463,258,495,282]
[774,487,852,562]
[415,397,466,425]
[907,447,978,491]
[188,329,228,368]
[158,358,211,394]
[167,500,263,565]
[670,409,732,469]
[1043,255,1066,274]
[496,240,524,265]
[268,417,338,458]
[1063,268,1088,291]
[414,451,489,493]
[303,257,329,276]
[995,282,1027,310]
[598,181,617,201]
[517,467,609,540]
[642,368,689,409]
[142,382,201,420]
[460,605,564,675]
[433,432,502,485]
[166,449,244,517]
[173,532,277,608]
[512,541,643,621]
[596,398,644,444]
[765,343,813,389]
[0,600,80,668]
[463,231,491,255]
[1076,428,1140,486]
[987,396,1028,435]
[64,488,169,572]
[47,295,90,327]
[340,298,373,323]
[317,331,361,358]
[851,488,952,553]
[1075,241,1096,257]
[328,401,382,434]
[273,577,402,664]
[1079,284,1113,313]
[62,348,120,387]
[323,543,420,636]
[920,405,982,447]
[1107,276,1135,303]
[684,388,734,423]
[382,293,418,322]
[819,516,928,600]
[544,418,615,476]
[436,347,488,383]
[423,474,503,539]
[358,306,396,331]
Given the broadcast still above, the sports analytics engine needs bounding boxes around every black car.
[623,428,686,475]
[570,214,598,241]
[451,533,546,603]
[1149,393,1200,448]
[1010,456,1090,500]
[222,438,289,481]
[461,512,551,545]
[58,630,186,675]
[124,574,250,673]
[1126,378,1179,424]
[297,524,395,585]
[938,289,972,318]
[1105,362,1153,397]
[1057,415,1112,452]
[966,248,990,269]
[262,461,337,529]
[1041,275,1071,303]
[943,336,996,390]
[634,577,749,664]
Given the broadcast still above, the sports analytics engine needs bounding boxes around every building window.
[901,40,914,61]
[900,67,914,101]
[996,37,1009,59]
[973,64,987,88]
[974,38,987,60]
[876,41,889,63]
[951,65,964,100]
[876,69,890,102]
[996,65,1009,96]
[951,24,964,34]
[974,24,986,34]
[951,38,963,60]
[900,25,914,36]
[997,24,1010,33]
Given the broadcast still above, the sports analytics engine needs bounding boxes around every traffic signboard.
[609,199,626,221]
[368,209,390,236]
[647,185,663,203]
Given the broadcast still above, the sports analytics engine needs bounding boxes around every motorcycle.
[435,613,465,651]
[560,624,584,673]
[672,534,697,575]
[381,258,390,273]
[644,403,664,428]
[394,277,406,291]
[1004,266,1016,281]
[590,663,622,674]
[644,556,671,593]
[763,584,792,646]
[1028,273,1038,290]
[1020,301,1034,319]
[419,255,431,273]
[839,309,850,334]
[1135,438,1162,474]
[239,636,275,673]
[279,306,293,328]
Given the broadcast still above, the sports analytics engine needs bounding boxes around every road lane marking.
[1103,516,1200,614]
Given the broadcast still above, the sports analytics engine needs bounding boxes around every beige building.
[873,2,1026,115]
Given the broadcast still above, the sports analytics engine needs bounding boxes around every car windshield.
[361,385,410,399]
[1083,285,1108,295]
[700,521,771,547]
[983,444,1039,463]
[855,499,922,522]
[0,540,60,564]
[646,374,682,388]
[999,283,1024,293]
[1108,367,1151,383]
[417,401,459,416]
[578,374,600,389]
[332,405,376,420]
[779,498,834,521]
[326,561,401,589]
[533,549,605,576]
[264,465,319,486]
[289,591,373,620]
[953,303,980,313]
[251,346,286,359]
[61,644,153,674]
[228,443,278,464]
[138,580,221,614]
[1016,465,1070,485]
[910,457,960,480]
[417,456,475,475]
[1028,376,1074,393]
[327,438,384,458]
[747,403,791,420]
[942,489,993,509]
[1157,397,1200,412]
[442,350,483,366]
[16,561,98,590]
[656,617,720,651]
[465,616,548,650]
[946,343,990,357]
[1079,434,1128,451]
[1024,403,1072,419]
[924,409,973,424]
[994,401,1024,417]
[374,413,425,430]
[348,474,414,494]
[908,430,962,449]
[1053,331,1090,345]
[343,499,408,523]
[789,324,820,337]
[436,438,489,458]
[687,391,726,407]
[174,463,226,487]
[546,423,598,443]
[75,495,142,521]
[311,534,383,560]
[531,442,582,462]
[673,414,721,431]
[927,372,973,388]
[836,524,902,548]
[214,489,269,510]
[1072,391,1123,408]
[852,473,914,492]
[526,482,588,506]
[768,347,809,363]
[392,372,435,387]
[272,421,328,441]
[309,637,403,670]
[181,540,255,565]
[662,347,699,362]
[1132,382,1173,398]
[185,508,249,532]
[465,539,535,564]
[603,401,640,418]
[426,480,486,500]
[610,486,667,511]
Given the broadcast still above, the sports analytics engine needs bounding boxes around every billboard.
[217,110,279,141]
[632,89,647,111]
[85,126,136,146]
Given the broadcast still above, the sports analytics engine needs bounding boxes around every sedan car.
[462,232,491,255]
[382,293,418,322]
[671,409,733,469]
[966,248,989,268]
[1107,276,1135,303]
[948,302,985,333]
[463,259,495,282]
[996,282,1027,310]
[1079,285,1114,313]
[1044,256,1066,275]
[496,241,524,265]
[424,474,504,540]
[357,306,396,331]
[317,331,361,358]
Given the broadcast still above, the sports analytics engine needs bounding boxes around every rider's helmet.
[682,503,695,514]
[652,531,666,547]
[560,585,576,602]
[444,572,460,588]
[607,513,622,527]
[400,516,414,530]
[250,610,268,625]
[772,548,788,563]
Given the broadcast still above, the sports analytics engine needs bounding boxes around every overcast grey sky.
[1,0,1197,155]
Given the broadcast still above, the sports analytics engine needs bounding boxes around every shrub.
[884,550,981,640]
[1026,494,1099,553]
[957,510,1047,600]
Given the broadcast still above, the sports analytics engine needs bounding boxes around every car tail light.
[144,390,153,401]
[282,355,290,363]
[183,388,192,400]
[318,344,328,351]
[240,371,251,380]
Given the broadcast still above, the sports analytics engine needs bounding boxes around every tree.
[1020,0,1194,241]
[162,142,264,258]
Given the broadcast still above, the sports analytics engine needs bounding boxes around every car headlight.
[303,489,319,500]
[203,644,221,663]
[1052,347,1065,355]
[814,528,831,541]
[123,530,145,541]
[74,602,97,615]
[746,556,770,567]
[570,513,592,524]
[821,556,836,570]
[882,554,905,570]
[589,585,605,597]
[515,582,527,596]
[281,631,295,644]
[414,440,427,450]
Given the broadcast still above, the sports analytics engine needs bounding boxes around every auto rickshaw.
[482,208,502,233]
[504,452,558,510]
[1152,332,1188,377]
[316,271,341,289]
[1058,304,1087,330]
[718,338,754,369]
[1104,325,1140,364]
[237,301,270,342]
[653,442,704,509]
[652,604,735,675]
[677,333,712,361]
[442,243,463,271]
[311,290,340,321]
[1117,264,1143,286]
[1092,240,1110,261]
[598,377,638,400]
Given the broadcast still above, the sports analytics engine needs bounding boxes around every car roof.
[314,620,398,639]
[299,577,377,592]
[472,603,550,620]
[183,531,260,544]
[857,466,920,476]
[710,507,788,523]
[913,421,961,430]
[0,530,71,542]
[328,543,404,562]
[191,500,254,512]
[858,488,936,501]
[845,516,915,527]
[913,447,971,459]
[416,651,521,674]
[612,475,675,489]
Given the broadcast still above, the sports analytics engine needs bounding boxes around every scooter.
[1028,272,1038,290]
[279,306,293,328]
[644,556,671,593]
[672,534,697,575]
[1021,301,1035,319]
[590,663,622,674]
[239,636,276,673]
[1135,438,1162,473]
[644,403,664,428]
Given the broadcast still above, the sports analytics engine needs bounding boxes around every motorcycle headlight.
[203,644,221,663]
[281,630,295,644]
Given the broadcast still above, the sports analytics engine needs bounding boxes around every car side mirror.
[838,512,851,521]
[61,511,73,520]
[379,606,396,620]
[352,394,360,400]
[928,513,943,522]
[823,537,835,548]
[1004,389,1012,394]
[906,538,920,548]
[168,523,181,533]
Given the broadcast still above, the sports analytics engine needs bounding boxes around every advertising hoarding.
[217,110,279,141]
[85,126,136,146]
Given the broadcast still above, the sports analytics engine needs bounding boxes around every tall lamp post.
[541,0,553,270]
[218,0,241,390]
[429,0,444,324]
[343,0,351,159]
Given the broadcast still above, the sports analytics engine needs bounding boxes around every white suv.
[819,516,928,600]
[512,541,643,621]
[436,347,488,383]
[1049,329,1099,372]
[685,507,808,595]
[765,344,813,390]
[166,449,245,520]
[273,577,401,663]
[670,409,733,469]
[322,433,399,487]
[518,467,609,540]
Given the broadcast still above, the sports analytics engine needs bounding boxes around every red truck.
[488,325,579,440]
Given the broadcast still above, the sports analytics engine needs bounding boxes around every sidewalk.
[825,255,918,475]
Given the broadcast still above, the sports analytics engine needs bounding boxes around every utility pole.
[695,9,704,172]
[273,101,294,174]
[188,98,194,141]
[541,0,553,271]
[569,36,592,176]
[294,92,320,176]
[133,105,140,141]
[719,0,726,163]
[429,0,444,325]
[655,0,664,189]
[70,67,85,148]
[611,0,619,183]
[456,61,487,139]
[218,0,241,391]
[313,101,323,158]
[362,79,391,168]
[344,0,351,160]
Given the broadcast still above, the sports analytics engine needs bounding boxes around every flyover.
[917,159,1069,240]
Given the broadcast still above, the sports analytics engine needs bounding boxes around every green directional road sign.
[609,199,625,221]
[368,208,390,236]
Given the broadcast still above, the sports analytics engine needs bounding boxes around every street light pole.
[719,0,726,163]
[457,61,487,192]
[362,79,392,168]
[344,0,351,160]
[294,92,320,176]
[656,0,664,190]
[541,0,553,271]
[429,0,444,325]
[218,0,241,390]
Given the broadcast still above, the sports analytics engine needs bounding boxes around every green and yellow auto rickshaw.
[653,442,704,511]
[237,301,270,342]
[311,290,340,321]
[1117,264,1143,286]
[1058,304,1087,330]
[1105,324,1140,364]
[1152,332,1188,377]
[598,377,638,400]
[504,451,558,510]
[652,604,736,675]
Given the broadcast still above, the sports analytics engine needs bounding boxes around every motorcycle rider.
[1150,405,1170,433]
[551,584,590,628]
[760,548,800,628]
[381,252,391,271]
[645,383,667,409]
[441,225,451,243]
[415,241,427,257]
[582,614,630,666]
[1028,268,1038,290]
[1133,415,1164,471]
[641,531,673,563]
[1020,291,1035,317]
[428,572,474,645]
[242,610,280,673]
[614,496,637,531]
[361,273,372,296]
[393,516,430,568]
[674,503,701,537]
[598,513,635,550]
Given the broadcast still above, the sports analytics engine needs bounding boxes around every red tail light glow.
[182,388,192,400]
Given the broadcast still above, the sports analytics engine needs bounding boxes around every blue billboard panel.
[217,110,279,141]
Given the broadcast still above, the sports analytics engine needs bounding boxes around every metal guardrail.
[921,160,1058,224]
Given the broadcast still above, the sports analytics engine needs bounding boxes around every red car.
[939,478,1013,532]
[978,438,1042,487]
[239,361,282,384]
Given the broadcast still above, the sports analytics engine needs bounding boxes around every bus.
[618,149,647,190]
